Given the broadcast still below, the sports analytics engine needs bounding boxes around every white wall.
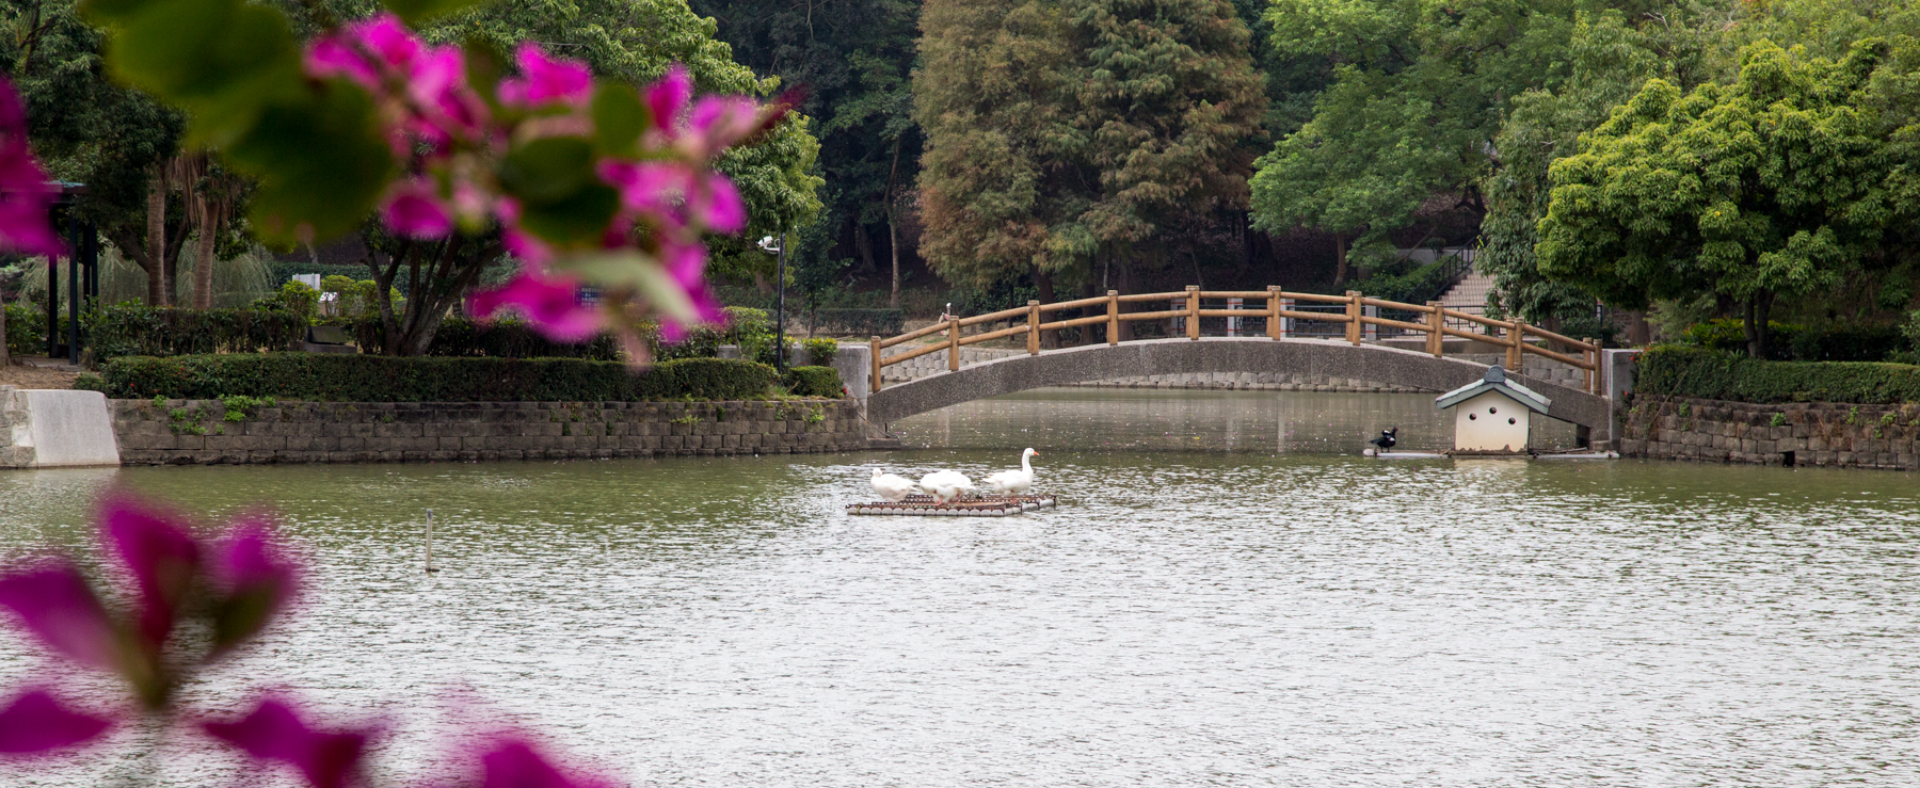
[1453,391,1529,452]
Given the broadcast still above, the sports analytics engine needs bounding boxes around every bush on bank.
[96,354,785,402]
[1636,346,1920,405]
[782,366,843,398]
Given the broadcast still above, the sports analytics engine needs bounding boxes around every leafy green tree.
[1249,0,1589,283]
[1535,39,1918,358]
[2,0,188,305]
[915,0,1264,300]
[689,0,919,304]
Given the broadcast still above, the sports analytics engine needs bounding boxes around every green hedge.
[1680,318,1906,362]
[782,365,843,398]
[5,302,45,356]
[89,302,309,362]
[1636,346,1920,404]
[96,354,779,402]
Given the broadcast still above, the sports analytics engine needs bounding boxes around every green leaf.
[516,183,620,243]
[499,137,597,204]
[103,0,303,145]
[381,0,484,25]
[591,84,649,158]
[557,250,699,324]
[228,85,395,246]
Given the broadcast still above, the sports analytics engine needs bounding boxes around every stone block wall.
[1619,394,1920,470]
[0,388,31,467]
[112,398,867,466]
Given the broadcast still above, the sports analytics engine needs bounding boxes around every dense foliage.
[781,365,843,397]
[87,302,309,362]
[1635,345,1920,404]
[97,354,781,401]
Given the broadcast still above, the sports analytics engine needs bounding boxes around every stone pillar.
[835,344,872,411]
[1600,348,1639,450]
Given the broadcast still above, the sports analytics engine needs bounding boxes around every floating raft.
[1363,448,1620,460]
[848,494,1057,516]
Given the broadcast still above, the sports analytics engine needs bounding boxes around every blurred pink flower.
[202,698,370,788]
[598,160,744,235]
[0,77,63,258]
[101,497,201,654]
[476,738,614,788]
[209,518,299,655]
[466,271,600,342]
[0,688,112,756]
[305,14,420,90]
[685,96,764,159]
[498,44,593,109]
[687,173,745,233]
[644,65,692,134]
[0,564,119,671]
[383,178,454,239]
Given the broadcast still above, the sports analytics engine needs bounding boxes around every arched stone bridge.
[865,338,1616,441]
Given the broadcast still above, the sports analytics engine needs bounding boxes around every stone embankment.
[1619,394,1920,470]
[111,398,867,466]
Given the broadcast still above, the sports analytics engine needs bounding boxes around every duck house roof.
[1434,365,1552,414]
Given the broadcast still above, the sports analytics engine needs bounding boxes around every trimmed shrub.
[1679,318,1903,362]
[97,354,779,402]
[782,365,843,398]
[1636,345,1920,404]
[5,302,45,357]
[88,302,309,363]
[802,338,838,366]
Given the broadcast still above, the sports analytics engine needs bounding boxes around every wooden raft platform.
[848,494,1057,516]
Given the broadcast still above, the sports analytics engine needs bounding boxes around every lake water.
[2,389,1916,787]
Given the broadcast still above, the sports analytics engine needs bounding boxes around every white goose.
[918,470,976,505]
[870,469,918,502]
[983,448,1039,495]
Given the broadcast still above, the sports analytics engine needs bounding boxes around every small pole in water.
[424,509,437,574]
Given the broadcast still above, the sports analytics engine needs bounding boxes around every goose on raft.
[983,448,1039,495]
[870,469,918,502]
[918,470,975,504]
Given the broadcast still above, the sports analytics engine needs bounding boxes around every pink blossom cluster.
[0,494,620,788]
[306,14,784,351]
[0,77,64,258]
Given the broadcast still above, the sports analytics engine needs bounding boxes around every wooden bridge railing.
[870,287,1603,395]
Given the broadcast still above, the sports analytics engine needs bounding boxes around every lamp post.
[761,232,790,372]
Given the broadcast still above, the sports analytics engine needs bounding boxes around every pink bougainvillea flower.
[598,160,688,218]
[101,497,201,653]
[644,65,692,133]
[305,14,420,89]
[0,688,113,756]
[684,96,763,159]
[498,44,593,109]
[475,738,614,788]
[209,517,299,655]
[382,178,454,239]
[202,698,370,788]
[686,173,745,233]
[0,77,63,258]
[0,564,120,671]
[467,271,600,342]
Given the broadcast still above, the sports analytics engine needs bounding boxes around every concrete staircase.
[1438,270,1498,315]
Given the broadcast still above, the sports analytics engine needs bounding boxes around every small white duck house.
[1435,366,1552,453]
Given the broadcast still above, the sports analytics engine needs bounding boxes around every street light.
[758,232,788,372]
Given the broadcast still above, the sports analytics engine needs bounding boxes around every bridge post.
[948,317,960,372]
[1582,337,1596,394]
[1185,286,1200,340]
[1506,321,1524,371]
[1027,301,1040,355]
[1106,291,1119,346]
[1344,291,1361,345]
[1266,286,1280,340]
[870,336,883,393]
[1426,301,1444,357]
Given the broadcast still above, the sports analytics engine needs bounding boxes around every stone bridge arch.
[865,338,1613,440]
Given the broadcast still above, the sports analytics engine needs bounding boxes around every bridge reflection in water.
[894,387,1582,454]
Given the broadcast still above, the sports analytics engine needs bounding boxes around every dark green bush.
[97,354,779,402]
[1679,318,1903,362]
[72,372,106,393]
[782,365,843,398]
[810,308,904,337]
[88,302,309,363]
[1636,345,1920,404]
[6,302,45,356]
[340,316,621,359]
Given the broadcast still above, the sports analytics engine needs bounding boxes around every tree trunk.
[1743,291,1774,359]
[193,225,217,309]
[853,223,876,275]
[1627,310,1650,346]
[145,171,166,306]
[1332,233,1348,286]
[1036,267,1057,349]
[1,295,8,366]
[888,210,901,309]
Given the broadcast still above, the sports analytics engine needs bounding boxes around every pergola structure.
[46,182,99,364]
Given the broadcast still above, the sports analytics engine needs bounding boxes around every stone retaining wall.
[1619,394,1920,470]
[112,398,867,466]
